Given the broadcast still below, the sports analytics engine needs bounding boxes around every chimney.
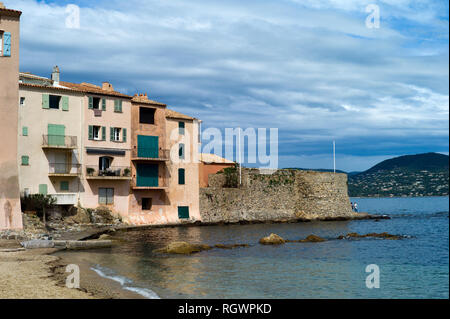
[51,66,60,85]
[102,82,114,91]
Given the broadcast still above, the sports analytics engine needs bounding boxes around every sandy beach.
[0,239,141,299]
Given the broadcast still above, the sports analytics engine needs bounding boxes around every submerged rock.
[337,232,400,240]
[214,243,249,249]
[259,233,285,245]
[154,241,212,254]
[299,234,326,242]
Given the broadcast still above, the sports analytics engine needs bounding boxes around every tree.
[21,194,56,227]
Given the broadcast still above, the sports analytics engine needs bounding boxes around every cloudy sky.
[6,0,449,171]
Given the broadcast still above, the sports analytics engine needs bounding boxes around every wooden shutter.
[42,94,50,109]
[21,156,29,165]
[102,98,106,111]
[39,184,48,195]
[22,127,28,136]
[178,168,185,185]
[88,97,93,109]
[62,96,69,111]
[102,127,106,140]
[178,206,190,219]
[137,135,159,158]
[114,100,119,112]
[60,181,69,191]
[88,125,93,140]
[119,100,123,112]
[47,124,65,146]
[136,164,159,187]
[110,127,114,141]
[122,128,127,142]
[3,32,11,57]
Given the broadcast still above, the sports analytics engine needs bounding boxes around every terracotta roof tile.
[131,94,166,106]
[60,81,131,98]
[0,7,22,17]
[166,109,196,120]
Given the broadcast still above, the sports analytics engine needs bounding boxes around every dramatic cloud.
[6,0,448,171]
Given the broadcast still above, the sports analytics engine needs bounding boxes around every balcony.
[131,178,168,190]
[131,148,170,162]
[48,163,81,177]
[49,193,77,205]
[42,135,77,150]
[86,166,132,180]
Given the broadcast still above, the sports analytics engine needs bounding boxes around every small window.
[60,181,69,191]
[93,126,101,140]
[142,198,152,210]
[179,143,185,160]
[114,100,123,112]
[20,97,25,106]
[93,97,101,109]
[113,128,121,142]
[139,107,155,124]
[21,155,29,166]
[49,95,61,109]
[99,187,114,205]
[178,206,190,219]
[179,121,185,135]
[22,126,28,136]
[178,168,185,185]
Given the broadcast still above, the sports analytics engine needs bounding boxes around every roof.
[0,7,22,17]
[60,81,131,98]
[132,94,166,106]
[200,153,235,164]
[166,109,196,121]
[19,82,82,94]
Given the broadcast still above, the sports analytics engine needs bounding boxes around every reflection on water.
[57,197,449,298]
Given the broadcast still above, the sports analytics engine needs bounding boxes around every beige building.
[0,4,22,230]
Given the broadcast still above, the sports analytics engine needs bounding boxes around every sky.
[5,0,449,171]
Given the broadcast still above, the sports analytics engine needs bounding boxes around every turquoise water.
[58,197,449,299]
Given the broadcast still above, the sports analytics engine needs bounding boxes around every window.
[178,168,185,185]
[93,126,101,140]
[92,97,101,109]
[139,107,155,124]
[39,184,48,195]
[60,181,69,191]
[49,95,61,109]
[142,198,152,210]
[1,31,11,57]
[179,143,185,160]
[21,156,29,166]
[22,126,28,136]
[114,100,123,112]
[20,97,25,106]
[0,31,3,56]
[23,188,30,197]
[179,121,185,135]
[99,188,114,205]
[99,156,112,171]
[178,206,190,219]
[113,128,121,142]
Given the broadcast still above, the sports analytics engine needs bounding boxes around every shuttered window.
[3,32,11,57]
[122,128,127,142]
[178,168,185,185]
[99,188,114,204]
[21,156,29,165]
[114,100,122,112]
[39,184,48,195]
[22,126,28,136]
[61,96,69,111]
[179,121,185,135]
[102,98,106,111]
[42,94,50,109]
[179,143,185,160]
[60,181,69,191]
[178,206,190,219]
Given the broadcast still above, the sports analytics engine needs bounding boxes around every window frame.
[98,187,114,205]
[113,127,121,142]
[93,125,101,140]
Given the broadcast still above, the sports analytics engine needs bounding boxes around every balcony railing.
[49,193,77,205]
[42,135,77,149]
[49,163,81,176]
[86,166,132,179]
[131,148,170,161]
[131,178,169,190]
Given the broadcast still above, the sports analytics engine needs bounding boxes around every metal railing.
[131,178,169,188]
[86,166,132,178]
[42,135,77,148]
[49,193,77,205]
[49,163,81,175]
[132,148,170,160]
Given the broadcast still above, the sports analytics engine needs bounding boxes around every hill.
[348,153,449,197]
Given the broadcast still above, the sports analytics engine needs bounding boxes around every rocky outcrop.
[259,233,286,245]
[200,169,361,224]
[337,232,400,240]
[299,234,326,242]
[153,241,212,254]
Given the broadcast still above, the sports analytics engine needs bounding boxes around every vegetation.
[20,194,57,226]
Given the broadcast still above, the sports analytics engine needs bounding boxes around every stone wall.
[199,169,358,223]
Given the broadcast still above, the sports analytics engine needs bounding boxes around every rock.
[259,233,285,245]
[64,206,91,224]
[154,241,212,254]
[98,234,112,240]
[91,206,116,224]
[214,243,249,249]
[299,234,326,242]
[337,232,400,240]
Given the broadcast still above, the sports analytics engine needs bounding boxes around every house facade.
[0,4,22,230]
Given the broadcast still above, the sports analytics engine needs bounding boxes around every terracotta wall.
[199,162,235,188]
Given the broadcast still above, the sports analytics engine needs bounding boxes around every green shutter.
[178,168,185,185]
[88,96,93,109]
[178,206,190,219]
[60,181,69,191]
[136,164,159,187]
[102,98,106,111]
[114,100,118,112]
[39,184,48,195]
[21,156,29,165]
[119,100,123,112]
[47,124,65,146]
[88,125,93,140]
[3,32,11,57]
[42,94,49,109]
[110,127,114,141]
[22,126,28,136]
[122,128,127,142]
[137,135,159,158]
[102,126,106,140]
[61,96,69,111]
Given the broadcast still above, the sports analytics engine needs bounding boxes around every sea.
[55,196,449,299]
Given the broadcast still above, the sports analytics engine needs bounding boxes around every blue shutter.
[3,32,11,57]
[136,164,159,187]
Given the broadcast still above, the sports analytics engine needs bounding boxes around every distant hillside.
[348,153,449,197]
[286,168,347,174]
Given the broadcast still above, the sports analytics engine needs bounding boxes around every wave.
[90,265,160,299]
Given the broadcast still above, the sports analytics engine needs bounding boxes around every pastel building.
[0,4,22,230]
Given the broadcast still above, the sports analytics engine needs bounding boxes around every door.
[48,124,65,146]
[136,164,158,187]
[54,152,68,174]
[137,135,158,158]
